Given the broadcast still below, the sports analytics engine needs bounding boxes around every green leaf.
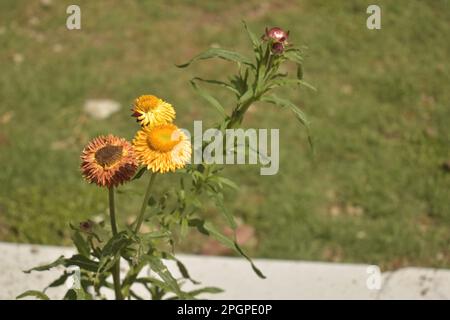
[210,176,239,191]
[65,254,99,272]
[242,20,260,50]
[63,288,90,300]
[148,195,157,206]
[72,231,90,258]
[262,94,313,150]
[176,260,199,285]
[283,50,308,81]
[136,277,171,292]
[234,241,266,279]
[238,87,254,104]
[180,218,188,237]
[24,255,66,273]
[162,252,200,285]
[176,48,253,68]
[212,192,237,230]
[96,232,130,273]
[270,78,316,91]
[284,50,303,65]
[188,219,265,279]
[16,290,50,300]
[230,72,250,96]
[144,256,186,298]
[141,230,171,240]
[74,288,91,300]
[101,232,130,257]
[190,80,226,117]
[132,167,146,180]
[129,289,145,300]
[46,271,73,290]
[63,289,77,300]
[188,218,209,235]
[192,77,240,96]
[188,286,224,297]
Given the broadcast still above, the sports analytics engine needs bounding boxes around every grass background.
[0,0,449,270]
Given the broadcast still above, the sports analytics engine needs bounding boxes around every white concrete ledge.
[1,242,449,300]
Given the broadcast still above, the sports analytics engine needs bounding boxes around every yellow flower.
[81,135,138,187]
[133,123,191,173]
[131,95,176,127]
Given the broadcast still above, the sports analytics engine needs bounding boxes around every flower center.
[147,125,181,152]
[137,95,160,111]
[95,145,123,167]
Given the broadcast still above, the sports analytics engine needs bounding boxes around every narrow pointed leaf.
[213,193,237,230]
[270,78,316,91]
[24,255,66,273]
[189,219,265,279]
[161,252,200,285]
[46,271,73,290]
[190,80,226,117]
[242,20,260,49]
[72,231,90,258]
[192,77,240,96]
[188,286,224,297]
[65,254,99,272]
[16,290,50,300]
[284,50,304,64]
[262,94,313,150]
[177,48,253,68]
[144,256,186,298]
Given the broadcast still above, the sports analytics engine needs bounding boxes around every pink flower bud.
[264,27,289,43]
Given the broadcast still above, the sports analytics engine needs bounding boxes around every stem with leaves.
[18,22,313,301]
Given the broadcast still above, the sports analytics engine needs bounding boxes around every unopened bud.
[263,27,289,43]
[271,42,285,54]
[79,220,94,233]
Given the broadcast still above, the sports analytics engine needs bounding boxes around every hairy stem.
[134,172,157,233]
[108,187,123,300]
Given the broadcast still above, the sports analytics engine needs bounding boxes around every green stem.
[109,187,118,235]
[134,172,157,233]
[112,262,123,300]
[108,187,123,300]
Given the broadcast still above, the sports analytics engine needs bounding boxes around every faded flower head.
[81,135,138,188]
[131,95,175,127]
[133,123,191,173]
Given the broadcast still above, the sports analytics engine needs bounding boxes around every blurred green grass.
[0,0,449,269]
